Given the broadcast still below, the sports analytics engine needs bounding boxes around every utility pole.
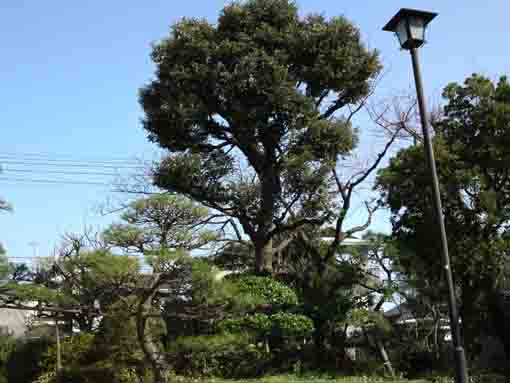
[55,318,63,374]
[28,241,40,271]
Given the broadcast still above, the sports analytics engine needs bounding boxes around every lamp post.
[383,9,469,383]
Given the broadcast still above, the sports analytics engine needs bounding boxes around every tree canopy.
[140,0,380,273]
[103,194,213,255]
[376,73,510,358]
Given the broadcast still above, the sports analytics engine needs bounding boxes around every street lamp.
[383,9,469,383]
[383,8,436,50]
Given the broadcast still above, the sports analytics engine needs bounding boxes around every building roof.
[321,237,371,246]
[384,303,415,321]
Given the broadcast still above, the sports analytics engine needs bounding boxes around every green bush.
[231,276,299,308]
[0,333,15,383]
[167,333,270,378]
[219,312,314,339]
[33,366,144,383]
[216,276,313,376]
[270,312,314,338]
[217,312,315,374]
[40,332,95,373]
[6,338,52,383]
[219,313,272,336]
[34,328,149,383]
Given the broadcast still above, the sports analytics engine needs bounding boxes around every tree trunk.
[364,329,395,378]
[312,321,329,368]
[460,287,481,362]
[137,274,169,383]
[256,148,278,275]
[255,238,273,275]
[432,308,441,359]
[375,337,395,377]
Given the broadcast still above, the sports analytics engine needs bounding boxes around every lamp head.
[383,8,437,50]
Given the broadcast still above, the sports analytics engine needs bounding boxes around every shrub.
[270,312,314,338]
[230,275,299,308]
[40,332,95,373]
[219,312,314,339]
[33,366,144,383]
[6,338,52,383]
[0,333,15,383]
[219,313,272,336]
[167,333,270,378]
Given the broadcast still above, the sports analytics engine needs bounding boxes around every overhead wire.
[2,168,127,177]
[0,152,153,188]
[0,177,114,186]
[0,159,146,170]
[0,152,144,163]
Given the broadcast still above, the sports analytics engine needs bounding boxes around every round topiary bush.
[230,275,299,308]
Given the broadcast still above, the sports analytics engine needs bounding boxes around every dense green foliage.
[34,306,151,383]
[0,333,14,383]
[5,338,52,383]
[103,194,213,253]
[231,275,299,308]
[219,312,314,339]
[167,333,269,378]
[141,0,380,273]
[377,74,510,362]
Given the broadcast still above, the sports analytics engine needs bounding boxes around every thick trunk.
[255,143,278,275]
[255,238,273,275]
[137,274,169,383]
[311,320,339,368]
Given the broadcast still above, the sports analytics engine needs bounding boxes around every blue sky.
[1,0,509,262]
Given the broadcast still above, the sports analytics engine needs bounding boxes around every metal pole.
[56,319,62,373]
[409,46,469,383]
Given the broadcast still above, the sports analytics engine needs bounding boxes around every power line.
[0,176,113,186]
[7,255,143,260]
[0,160,146,170]
[2,168,138,177]
[0,152,145,163]
[7,256,48,259]
[0,177,152,193]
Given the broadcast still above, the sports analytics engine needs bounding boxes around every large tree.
[140,0,380,273]
[376,74,510,361]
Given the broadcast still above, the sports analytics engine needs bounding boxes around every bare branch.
[343,201,379,239]
[367,91,422,143]
[348,129,400,189]
[228,219,244,241]
[333,169,348,201]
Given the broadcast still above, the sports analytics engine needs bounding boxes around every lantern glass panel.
[395,19,409,47]
[408,16,426,42]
